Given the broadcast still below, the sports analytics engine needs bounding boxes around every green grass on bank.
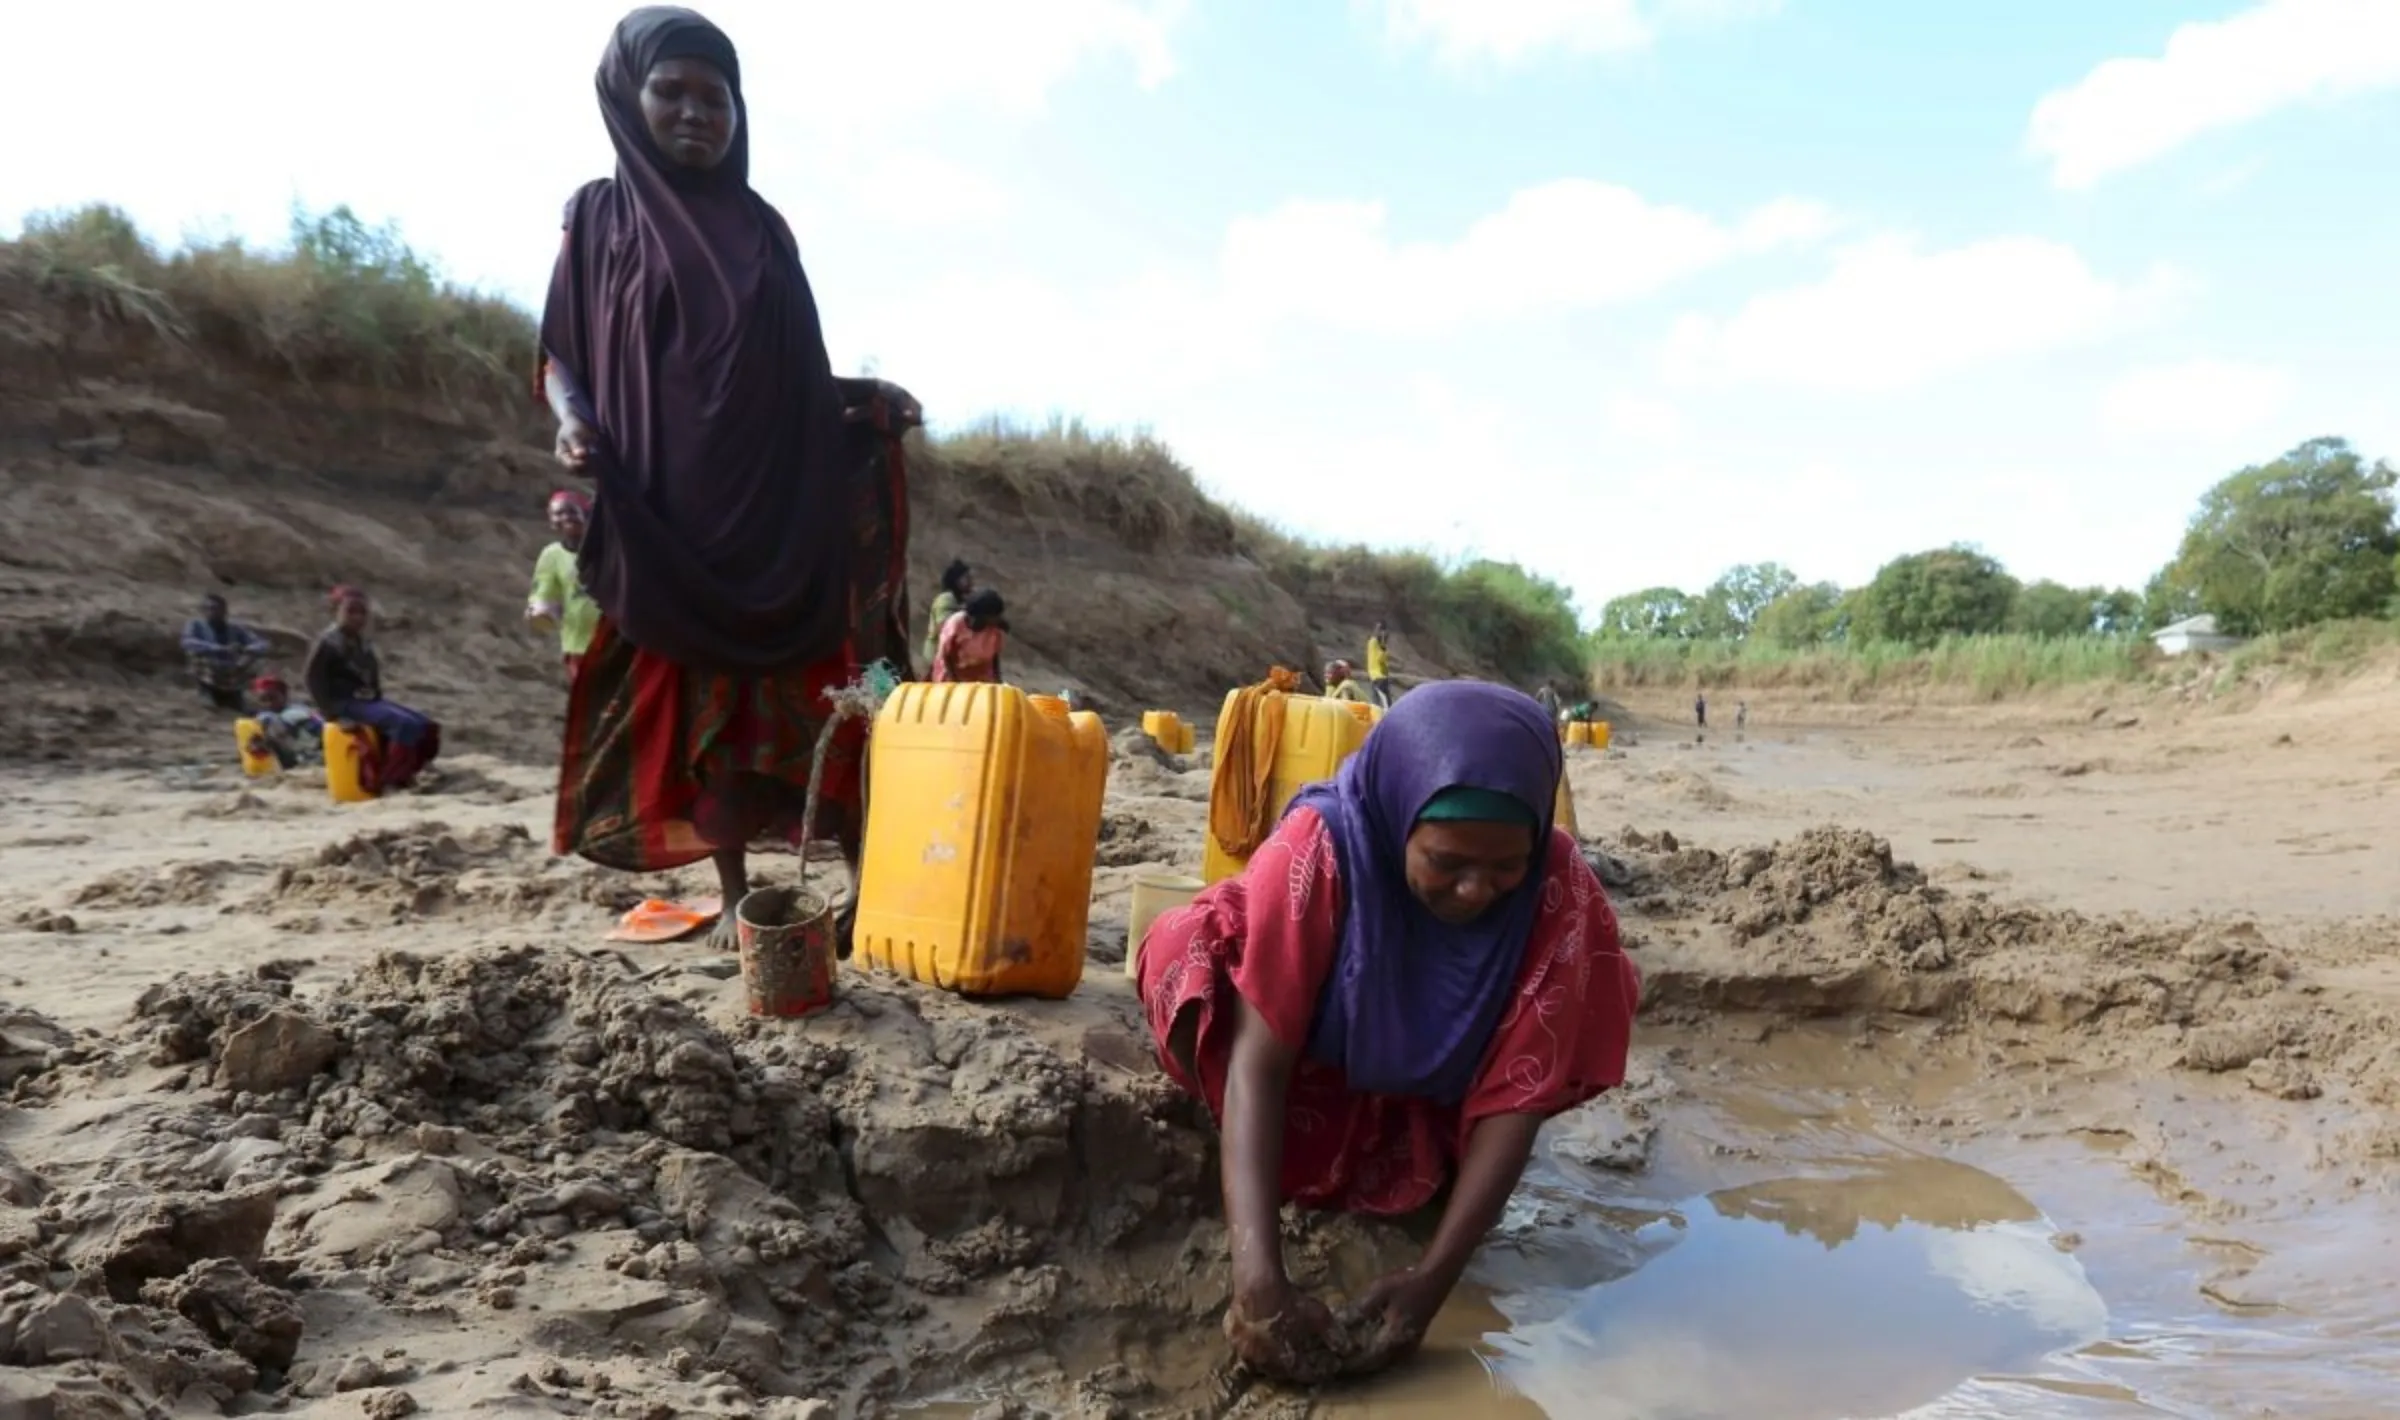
[3,202,530,410]
[1587,620,2400,701]
[1232,515,1587,686]
[921,417,1587,685]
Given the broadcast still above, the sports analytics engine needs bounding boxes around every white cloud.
[1602,394,1688,446]
[830,151,1016,229]
[2197,157,2268,198]
[2028,0,2400,190]
[1664,235,2172,394]
[854,179,1834,417]
[2099,360,2296,442]
[2,0,1181,300]
[1218,183,1833,335]
[1370,0,1778,64]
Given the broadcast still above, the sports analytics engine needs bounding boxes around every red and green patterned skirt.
[553,619,866,872]
[553,377,919,872]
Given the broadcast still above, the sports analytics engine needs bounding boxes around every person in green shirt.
[528,489,601,679]
[1365,620,1395,707]
[923,558,973,673]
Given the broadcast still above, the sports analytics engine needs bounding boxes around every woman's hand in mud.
[554,417,594,469]
[1354,1267,1447,1366]
[1223,1278,1337,1380]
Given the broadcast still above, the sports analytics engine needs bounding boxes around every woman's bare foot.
[711,848,748,952]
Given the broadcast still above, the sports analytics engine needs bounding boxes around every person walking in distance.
[1366,620,1395,707]
[1694,690,1708,731]
[527,489,601,682]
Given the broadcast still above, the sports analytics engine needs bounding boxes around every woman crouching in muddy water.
[1140,681,1640,1381]
[539,7,878,946]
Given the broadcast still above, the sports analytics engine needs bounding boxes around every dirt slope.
[0,317,1516,769]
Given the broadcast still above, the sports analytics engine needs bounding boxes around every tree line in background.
[1597,438,2400,651]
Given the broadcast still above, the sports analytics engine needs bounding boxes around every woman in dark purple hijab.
[1138,681,1641,1382]
[540,7,902,941]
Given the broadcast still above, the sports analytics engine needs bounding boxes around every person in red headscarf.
[527,489,599,680]
[248,673,323,769]
[536,7,919,947]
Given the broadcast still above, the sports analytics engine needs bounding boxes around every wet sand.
[0,679,2394,1416]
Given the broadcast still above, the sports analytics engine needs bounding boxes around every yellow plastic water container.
[1173,720,1198,754]
[323,723,380,804]
[1565,721,1593,748]
[1125,873,1205,979]
[234,718,279,778]
[1143,710,1182,748]
[1589,720,1613,750]
[854,683,1109,998]
[1200,689,1378,884]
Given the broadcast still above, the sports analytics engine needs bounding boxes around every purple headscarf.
[1287,680,1563,1106]
[539,7,851,673]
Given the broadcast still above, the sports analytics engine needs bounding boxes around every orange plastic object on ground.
[606,897,724,944]
[1200,689,1377,884]
[853,683,1108,998]
[323,723,380,803]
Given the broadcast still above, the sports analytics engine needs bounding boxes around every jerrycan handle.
[1028,694,1070,721]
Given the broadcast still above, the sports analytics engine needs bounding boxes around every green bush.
[4,201,532,409]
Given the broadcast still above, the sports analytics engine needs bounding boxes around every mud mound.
[1096,809,1173,869]
[71,859,238,911]
[3,945,1426,1412]
[244,820,629,925]
[1609,825,2357,1109]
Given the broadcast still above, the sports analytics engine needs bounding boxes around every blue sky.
[9,0,2397,615]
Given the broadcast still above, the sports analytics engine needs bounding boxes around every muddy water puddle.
[1331,1027,2398,1419]
[913,1026,2398,1417]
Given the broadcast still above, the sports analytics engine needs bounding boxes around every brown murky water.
[921,1025,2400,1417]
[1316,1027,2400,1418]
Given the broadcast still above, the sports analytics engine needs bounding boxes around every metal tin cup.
[734,886,837,1018]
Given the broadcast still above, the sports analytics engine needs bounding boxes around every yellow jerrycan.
[323,723,380,803]
[854,684,1108,998]
[1565,721,1593,748]
[234,718,279,777]
[1589,719,1613,750]
[1201,688,1378,884]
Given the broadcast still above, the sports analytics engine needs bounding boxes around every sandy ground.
[0,676,2394,1417]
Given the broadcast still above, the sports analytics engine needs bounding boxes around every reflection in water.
[1710,1154,2040,1245]
[1486,1158,2108,1420]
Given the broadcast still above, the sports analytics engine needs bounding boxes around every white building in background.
[2151,614,2247,656]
